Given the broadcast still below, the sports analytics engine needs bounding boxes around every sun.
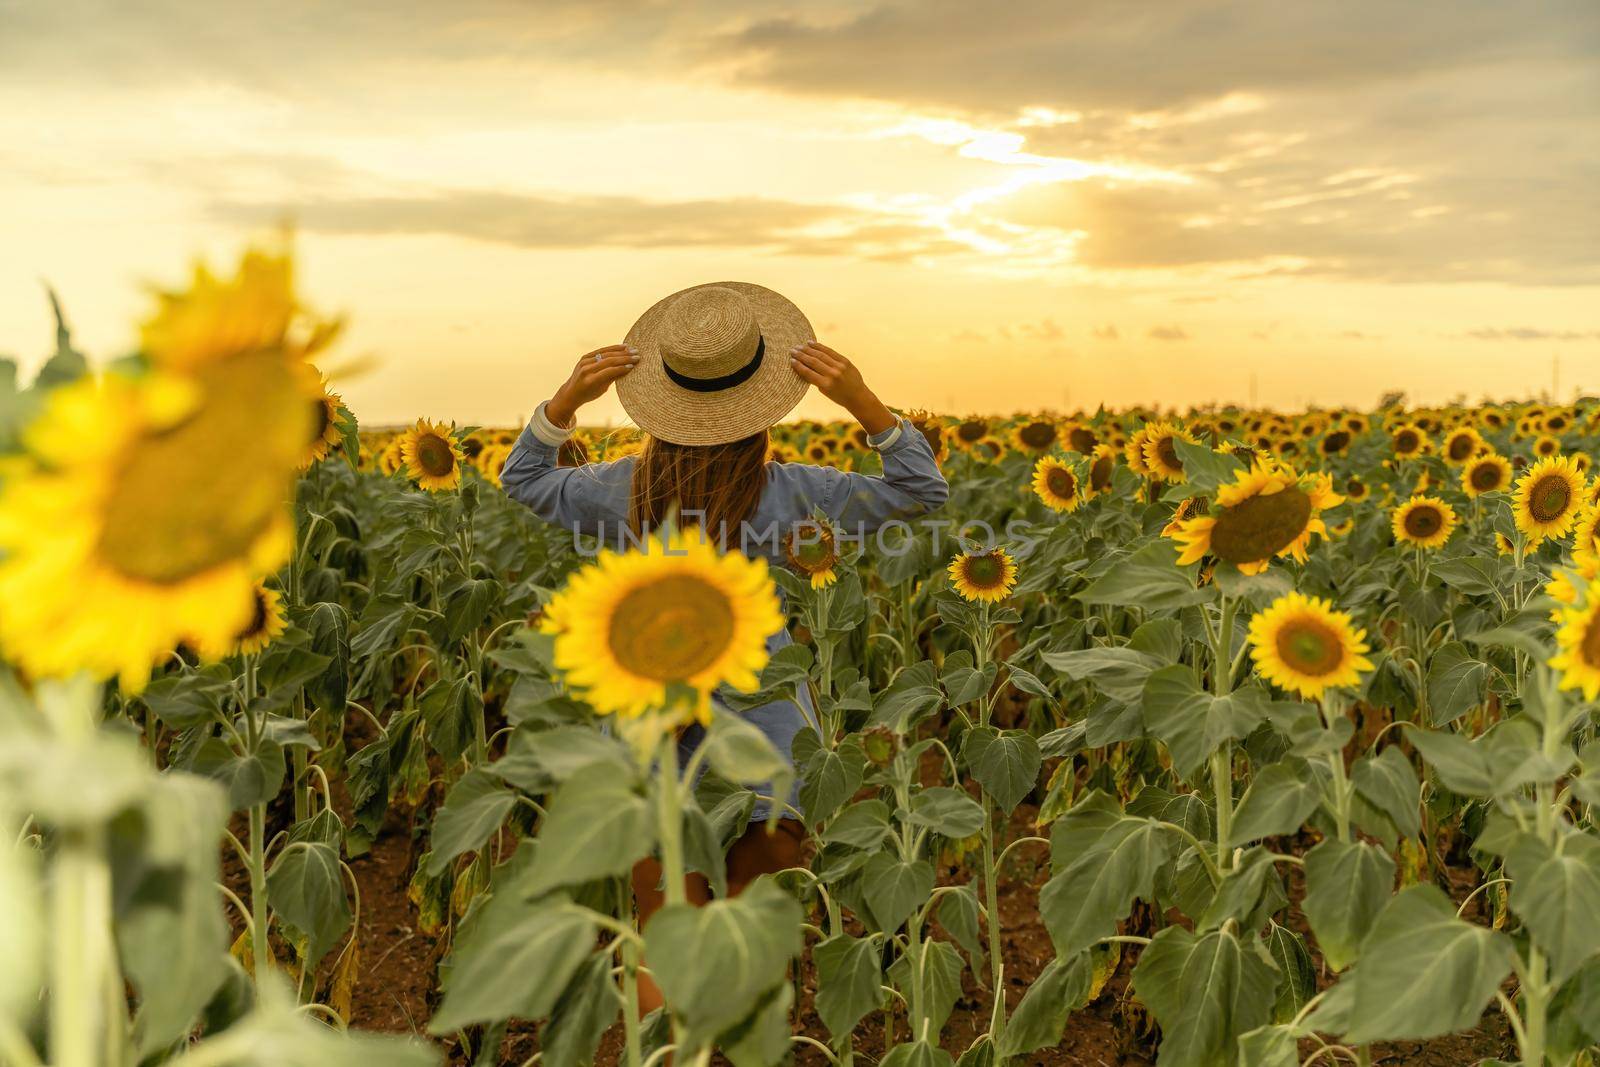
[541,527,783,722]
[1247,592,1373,700]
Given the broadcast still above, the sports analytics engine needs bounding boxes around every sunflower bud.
[862,724,898,767]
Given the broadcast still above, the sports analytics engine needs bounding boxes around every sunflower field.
[3,248,1600,1067]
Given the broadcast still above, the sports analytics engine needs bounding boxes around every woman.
[500,281,947,1013]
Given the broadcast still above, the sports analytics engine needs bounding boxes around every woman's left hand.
[790,342,896,434]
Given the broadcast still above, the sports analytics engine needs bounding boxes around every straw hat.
[618,281,813,445]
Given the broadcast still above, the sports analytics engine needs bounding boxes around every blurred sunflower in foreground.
[0,245,327,690]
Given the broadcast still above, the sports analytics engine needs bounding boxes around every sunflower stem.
[979,792,1007,1049]
[656,730,687,908]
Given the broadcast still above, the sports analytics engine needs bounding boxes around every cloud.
[721,1,1592,114]
[1092,323,1119,340]
[1148,325,1189,341]
[1459,327,1600,341]
[716,0,1600,286]
[214,189,873,251]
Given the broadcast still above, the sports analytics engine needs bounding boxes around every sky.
[1,0,1597,427]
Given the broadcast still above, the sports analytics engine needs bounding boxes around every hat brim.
[617,281,812,446]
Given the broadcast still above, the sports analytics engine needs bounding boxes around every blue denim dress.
[501,404,949,820]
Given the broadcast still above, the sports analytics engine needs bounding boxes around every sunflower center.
[1395,430,1418,453]
[1447,434,1474,461]
[1322,431,1350,454]
[1045,467,1077,500]
[1090,453,1113,491]
[1019,421,1056,449]
[98,352,308,584]
[1209,486,1313,564]
[1069,427,1098,453]
[1469,462,1503,492]
[1530,475,1571,522]
[961,553,1006,589]
[462,437,484,459]
[240,587,271,639]
[1156,436,1182,472]
[788,526,837,573]
[607,574,735,683]
[416,434,456,477]
[957,420,988,443]
[1403,505,1443,538]
[1275,619,1344,677]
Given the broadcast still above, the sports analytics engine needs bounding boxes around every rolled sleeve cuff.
[867,419,906,451]
[529,401,575,447]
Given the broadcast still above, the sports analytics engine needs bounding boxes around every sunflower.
[198,581,288,659]
[1124,426,1155,477]
[1032,455,1083,512]
[1065,422,1099,455]
[1168,460,1341,574]
[1318,429,1353,458]
[784,520,840,589]
[1344,476,1370,503]
[1247,592,1373,700]
[948,547,1018,603]
[906,410,949,463]
[1571,506,1600,564]
[400,419,465,491]
[541,527,782,722]
[1550,579,1600,700]
[1391,423,1429,459]
[1391,495,1457,550]
[1533,434,1562,458]
[1087,444,1118,497]
[1141,421,1199,483]
[1546,557,1600,614]
[954,418,990,448]
[1440,426,1484,466]
[476,443,511,487]
[139,246,342,373]
[1513,455,1586,543]
[0,371,302,690]
[1460,453,1512,498]
[301,374,345,468]
[1010,418,1059,454]
[377,439,405,475]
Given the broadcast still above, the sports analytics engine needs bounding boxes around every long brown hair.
[629,430,770,548]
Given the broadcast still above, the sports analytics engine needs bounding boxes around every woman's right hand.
[546,344,639,427]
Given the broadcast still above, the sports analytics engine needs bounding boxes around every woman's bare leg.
[628,819,805,1016]
[630,858,711,1015]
